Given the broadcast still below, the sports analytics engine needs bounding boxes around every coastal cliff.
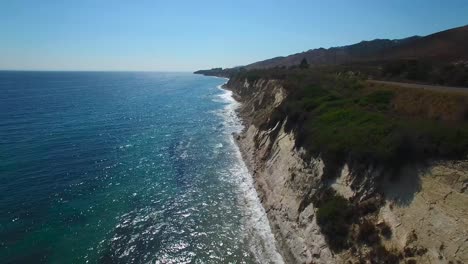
[224,77,468,264]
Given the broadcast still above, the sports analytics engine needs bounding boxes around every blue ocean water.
[0,72,283,263]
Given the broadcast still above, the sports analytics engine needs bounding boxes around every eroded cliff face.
[379,162,468,263]
[225,78,468,264]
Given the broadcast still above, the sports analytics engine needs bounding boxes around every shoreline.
[218,77,339,263]
[220,81,293,264]
[216,79,285,263]
[232,133,297,264]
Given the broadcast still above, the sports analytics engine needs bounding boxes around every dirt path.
[368,80,468,94]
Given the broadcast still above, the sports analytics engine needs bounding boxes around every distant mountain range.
[244,25,468,69]
[195,25,468,87]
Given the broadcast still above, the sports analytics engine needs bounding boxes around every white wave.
[216,82,285,264]
[214,84,244,135]
[180,150,188,159]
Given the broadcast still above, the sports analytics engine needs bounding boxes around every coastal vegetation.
[231,67,468,168]
[379,59,468,87]
[315,192,352,250]
[314,189,401,262]
[320,59,468,87]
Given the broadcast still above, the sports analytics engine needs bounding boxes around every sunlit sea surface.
[0,72,283,263]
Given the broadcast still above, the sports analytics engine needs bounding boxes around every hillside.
[222,68,468,263]
[197,25,468,88]
[245,25,468,69]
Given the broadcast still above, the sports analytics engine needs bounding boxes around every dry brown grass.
[365,83,468,121]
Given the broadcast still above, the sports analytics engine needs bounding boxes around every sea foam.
[216,83,285,264]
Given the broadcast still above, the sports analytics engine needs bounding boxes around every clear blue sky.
[1,0,467,71]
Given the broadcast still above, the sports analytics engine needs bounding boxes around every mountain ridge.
[244,25,468,69]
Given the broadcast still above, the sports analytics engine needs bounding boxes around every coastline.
[220,81,294,264]
[218,77,370,263]
[233,129,297,264]
[217,80,285,263]
[217,76,468,264]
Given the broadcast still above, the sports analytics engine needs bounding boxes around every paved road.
[368,80,468,95]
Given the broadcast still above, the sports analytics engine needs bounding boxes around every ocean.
[0,72,283,263]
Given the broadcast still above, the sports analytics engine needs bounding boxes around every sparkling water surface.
[0,72,283,263]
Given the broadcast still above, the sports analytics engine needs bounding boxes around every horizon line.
[0,69,197,73]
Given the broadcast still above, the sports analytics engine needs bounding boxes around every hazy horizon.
[2,0,468,71]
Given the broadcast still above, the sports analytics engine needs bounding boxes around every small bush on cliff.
[316,194,352,251]
[378,222,392,239]
[367,245,401,264]
[358,220,380,245]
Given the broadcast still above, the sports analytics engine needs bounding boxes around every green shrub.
[359,90,395,111]
[316,194,352,251]
[306,107,400,161]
